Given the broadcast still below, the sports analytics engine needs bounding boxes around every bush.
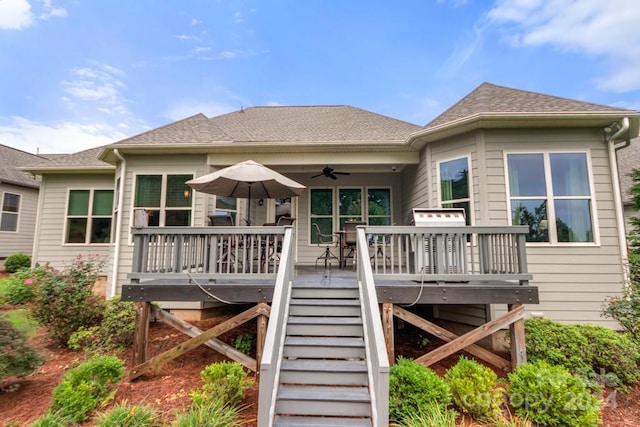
[31,257,106,345]
[389,357,452,423]
[508,360,601,427]
[4,253,31,273]
[603,276,640,344]
[68,296,136,353]
[445,356,503,419]
[0,317,45,381]
[51,355,125,422]
[0,269,40,305]
[525,318,640,391]
[191,361,252,407]
[172,399,244,427]
[391,402,458,427]
[95,401,159,427]
[28,411,75,426]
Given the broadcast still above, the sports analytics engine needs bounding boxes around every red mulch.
[1,306,639,426]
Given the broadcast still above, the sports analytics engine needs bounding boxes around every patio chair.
[208,214,234,226]
[342,220,366,269]
[313,222,339,269]
[276,216,296,226]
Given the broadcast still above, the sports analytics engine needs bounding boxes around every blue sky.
[1,0,640,154]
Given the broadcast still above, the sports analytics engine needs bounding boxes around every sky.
[1,0,640,155]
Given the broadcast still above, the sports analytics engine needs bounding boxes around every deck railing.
[258,227,296,426]
[365,225,532,284]
[129,225,287,281]
[356,228,390,426]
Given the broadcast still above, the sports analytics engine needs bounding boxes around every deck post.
[256,312,268,374]
[382,302,395,364]
[132,302,151,371]
[508,303,527,367]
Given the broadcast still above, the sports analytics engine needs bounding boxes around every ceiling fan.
[311,165,350,180]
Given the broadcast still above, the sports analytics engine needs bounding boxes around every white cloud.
[488,0,640,92]
[40,0,67,20]
[61,64,130,114]
[0,116,126,154]
[0,0,33,30]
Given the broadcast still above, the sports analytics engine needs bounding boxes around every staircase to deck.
[273,270,372,426]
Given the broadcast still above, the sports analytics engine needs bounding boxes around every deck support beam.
[390,305,527,371]
[129,303,270,380]
[382,303,395,363]
[132,302,150,368]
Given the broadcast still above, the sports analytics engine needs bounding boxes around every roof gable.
[0,144,44,188]
[426,82,635,129]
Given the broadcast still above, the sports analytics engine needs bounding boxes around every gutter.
[110,149,127,298]
[606,117,631,283]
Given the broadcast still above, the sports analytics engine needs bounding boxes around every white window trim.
[0,191,21,233]
[436,155,474,225]
[504,150,600,246]
[129,173,195,245]
[63,188,114,246]
[308,186,393,246]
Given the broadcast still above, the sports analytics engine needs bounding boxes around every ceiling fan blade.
[333,171,350,175]
[329,174,338,180]
[310,173,323,178]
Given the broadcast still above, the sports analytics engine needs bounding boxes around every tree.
[627,168,640,254]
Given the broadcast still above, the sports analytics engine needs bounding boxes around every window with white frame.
[1,192,20,232]
[134,174,193,226]
[309,187,391,243]
[439,157,471,225]
[506,152,595,243]
[215,196,238,225]
[66,189,114,243]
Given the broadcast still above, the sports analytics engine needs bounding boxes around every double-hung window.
[506,152,595,243]
[310,188,334,243]
[0,192,20,232]
[66,189,114,244]
[134,174,193,226]
[439,157,471,224]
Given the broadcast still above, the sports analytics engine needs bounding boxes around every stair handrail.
[356,226,390,426]
[257,226,295,427]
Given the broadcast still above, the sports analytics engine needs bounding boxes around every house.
[0,144,45,267]
[23,82,640,328]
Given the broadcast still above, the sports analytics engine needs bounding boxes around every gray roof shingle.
[209,106,421,142]
[0,144,45,188]
[426,82,636,128]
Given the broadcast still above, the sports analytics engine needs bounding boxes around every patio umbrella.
[185,160,306,225]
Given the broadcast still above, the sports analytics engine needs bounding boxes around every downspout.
[606,117,630,283]
[110,149,127,298]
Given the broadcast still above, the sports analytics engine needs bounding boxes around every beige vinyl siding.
[483,128,625,327]
[113,154,208,293]
[32,174,114,272]
[0,183,39,258]
[401,150,429,221]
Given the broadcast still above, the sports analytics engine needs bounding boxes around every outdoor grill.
[411,208,467,274]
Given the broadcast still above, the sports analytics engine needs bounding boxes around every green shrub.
[68,296,136,353]
[4,253,31,273]
[28,411,75,426]
[603,278,640,344]
[445,356,503,419]
[0,317,45,381]
[51,355,125,422]
[508,360,601,427]
[389,357,452,423]
[191,361,252,407]
[172,399,244,427]
[32,257,106,345]
[391,402,458,427]
[95,401,159,427]
[232,332,254,355]
[525,318,640,391]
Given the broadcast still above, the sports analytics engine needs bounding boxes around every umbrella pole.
[246,182,252,226]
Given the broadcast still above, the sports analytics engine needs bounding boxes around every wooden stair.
[273,271,372,426]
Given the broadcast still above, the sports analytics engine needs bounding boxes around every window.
[1,192,20,232]
[507,152,594,243]
[439,157,471,224]
[310,188,333,243]
[66,189,114,243]
[309,187,392,243]
[134,174,193,226]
